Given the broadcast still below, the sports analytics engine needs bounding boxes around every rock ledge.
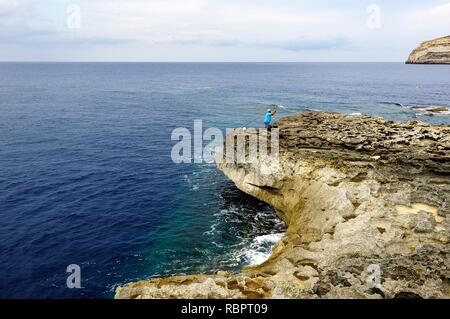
[115,112,449,299]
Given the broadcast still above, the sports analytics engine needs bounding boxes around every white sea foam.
[240,233,285,266]
[416,111,450,117]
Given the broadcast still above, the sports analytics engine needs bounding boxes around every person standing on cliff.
[264,108,277,131]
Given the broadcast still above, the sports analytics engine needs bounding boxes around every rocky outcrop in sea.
[116,112,449,299]
[406,36,450,64]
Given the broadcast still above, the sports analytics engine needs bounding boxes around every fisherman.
[264,108,277,131]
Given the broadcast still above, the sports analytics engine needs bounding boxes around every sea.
[0,62,449,298]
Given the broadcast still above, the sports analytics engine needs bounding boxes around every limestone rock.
[116,112,450,299]
[406,36,450,64]
[414,211,437,233]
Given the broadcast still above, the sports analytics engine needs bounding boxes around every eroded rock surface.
[116,112,449,299]
[406,36,450,64]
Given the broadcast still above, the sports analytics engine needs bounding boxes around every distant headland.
[406,35,450,64]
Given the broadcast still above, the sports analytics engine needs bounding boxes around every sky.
[1,0,450,62]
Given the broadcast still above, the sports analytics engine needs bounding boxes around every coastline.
[116,111,449,299]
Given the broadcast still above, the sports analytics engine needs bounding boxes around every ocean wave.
[379,101,405,107]
[304,107,321,112]
[238,233,285,266]
[415,110,450,116]
[379,101,450,117]
[269,104,287,109]
[407,105,450,117]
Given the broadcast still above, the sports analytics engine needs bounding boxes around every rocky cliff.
[406,36,450,64]
[116,112,450,299]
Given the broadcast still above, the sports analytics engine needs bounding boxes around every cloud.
[73,0,352,51]
[267,37,351,52]
[143,33,351,52]
[0,0,449,61]
[0,0,30,15]
[0,1,55,38]
[400,3,450,38]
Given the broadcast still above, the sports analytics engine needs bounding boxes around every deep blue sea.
[0,63,449,298]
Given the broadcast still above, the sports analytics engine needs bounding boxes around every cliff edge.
[116,112,449,299]
[406,36,450,64]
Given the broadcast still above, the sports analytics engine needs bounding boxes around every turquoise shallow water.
[0,62,449,298]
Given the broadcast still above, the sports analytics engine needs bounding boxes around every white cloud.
[72,0,352,50]
[1,0,449,61]
[400,3,450,38]
[0,0,25,14]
